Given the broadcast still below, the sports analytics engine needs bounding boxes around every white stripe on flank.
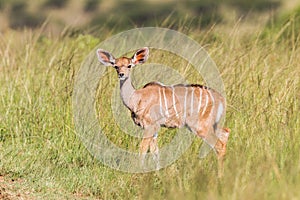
[197,88,202,113]
[172,86,179,117]
[183,87,188,120]
[201,90,209,116]
[207,90,215,119]
[190,87,194,114]
[163,87,169,117]
[216,102,223,123]
[158,88,163,116]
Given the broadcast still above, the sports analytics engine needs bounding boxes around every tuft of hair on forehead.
[115,57,132,66]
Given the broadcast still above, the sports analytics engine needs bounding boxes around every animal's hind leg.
[194,125,230,177]
[214,128,230,177]
[194,126,218,158]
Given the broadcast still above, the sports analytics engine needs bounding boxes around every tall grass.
[0,21,299,199]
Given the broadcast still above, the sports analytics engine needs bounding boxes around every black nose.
[119,73,124,77]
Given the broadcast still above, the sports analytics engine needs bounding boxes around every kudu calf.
[97,47,230,175]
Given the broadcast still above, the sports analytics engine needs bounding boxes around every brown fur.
[97,47,230,175]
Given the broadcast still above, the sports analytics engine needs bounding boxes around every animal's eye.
[114,65,119,69]
[128,64,132,68]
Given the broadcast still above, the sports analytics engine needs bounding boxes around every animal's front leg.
[139,125,159,170]
[150,133,160,170]
[140,137,152,168]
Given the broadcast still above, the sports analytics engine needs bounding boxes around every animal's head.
[96,47,149,80]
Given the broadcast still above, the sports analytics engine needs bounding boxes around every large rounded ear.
[96,49,116,66]
[131,47,149,65]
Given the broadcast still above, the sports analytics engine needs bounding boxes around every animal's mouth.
[118,76,126,81]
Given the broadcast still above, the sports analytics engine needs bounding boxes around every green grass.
[0,19,300,199]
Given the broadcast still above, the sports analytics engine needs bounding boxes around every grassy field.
[1,10,300,200]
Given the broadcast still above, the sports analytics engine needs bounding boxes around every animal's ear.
[132,47,149,65]
[96,49,116,66]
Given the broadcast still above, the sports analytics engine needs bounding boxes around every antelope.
[96,47,230,175]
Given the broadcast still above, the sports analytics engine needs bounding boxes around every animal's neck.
[120,75,136,110]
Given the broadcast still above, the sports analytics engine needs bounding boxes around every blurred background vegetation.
[1,1,300,199]
[0,0,299,37]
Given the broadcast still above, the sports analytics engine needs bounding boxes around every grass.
[0,18,300,199]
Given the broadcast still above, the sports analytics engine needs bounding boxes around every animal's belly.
[163,117,183,128]
[131,110,184,129]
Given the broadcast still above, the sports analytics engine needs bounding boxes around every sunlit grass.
[0,19,299,199]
